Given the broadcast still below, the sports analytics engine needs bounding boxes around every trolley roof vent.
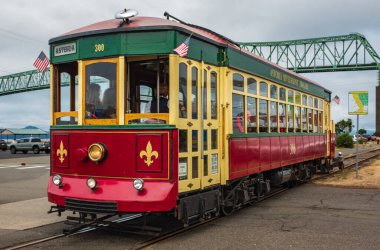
[115,9,138,27]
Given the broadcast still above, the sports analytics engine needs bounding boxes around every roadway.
[0,149,49,160]
[0,151,50,204]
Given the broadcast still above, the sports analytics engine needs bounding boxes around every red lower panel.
[280,136,290,166]
[270,137,281,169]
[260,137,271,172]
[246,138,260,175]
[229,139,248,179]
[295,136,304,162]
[48,176,178,212]
[229,134,328,180]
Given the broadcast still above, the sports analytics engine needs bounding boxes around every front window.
[85,62,117,120]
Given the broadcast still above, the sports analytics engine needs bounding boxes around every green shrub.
[358,138,366,144]
[336,133,354,148]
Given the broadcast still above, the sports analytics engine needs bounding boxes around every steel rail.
[133,187,289,250]
[3,213,142,250]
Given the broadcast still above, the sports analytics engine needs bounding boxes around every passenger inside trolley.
[149,84,169,113]
[127,58,169,124]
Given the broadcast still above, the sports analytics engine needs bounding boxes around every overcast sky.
[0,0,379,132]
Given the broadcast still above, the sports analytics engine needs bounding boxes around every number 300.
[95,44,105,52]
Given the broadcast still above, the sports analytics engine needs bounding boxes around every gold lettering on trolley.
[270,69,309,90]
[300,81,309,90]
[290,143,296,155]
[139,141,159,167]
[57,141,67,163]
[270,69,283,81]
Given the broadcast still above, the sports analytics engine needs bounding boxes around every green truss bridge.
[1,33,380,96]
[0,69,53,97]
[238,33,380,74]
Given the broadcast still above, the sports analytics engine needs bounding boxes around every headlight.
[133,178,144,191]
[88,143,106,162]
[86,178,97,190]
[52,174,62,186]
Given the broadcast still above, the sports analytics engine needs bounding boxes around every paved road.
[0,149,49,160]
[0,154,50,204]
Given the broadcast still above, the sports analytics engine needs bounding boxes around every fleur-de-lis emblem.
[290,143,296,155]
[139,141,158,167]
[56,141,67,163]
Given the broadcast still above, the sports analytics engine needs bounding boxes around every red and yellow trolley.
[48,11,335,222]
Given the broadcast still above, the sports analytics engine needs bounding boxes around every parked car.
[362,134,371,141]
[0,140,7,151]
[9,138,50,154]
[43,140,51,153]
[370,135,380,141]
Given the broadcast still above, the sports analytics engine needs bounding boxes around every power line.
[0,28,46,45]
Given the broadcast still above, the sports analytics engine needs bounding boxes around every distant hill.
[24,125,39,129]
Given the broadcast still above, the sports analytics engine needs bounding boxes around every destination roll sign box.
[54,42,76,57]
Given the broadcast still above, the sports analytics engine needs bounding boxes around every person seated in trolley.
[103,80,117,118]
[149,84,169,113]
[86,83,102,118]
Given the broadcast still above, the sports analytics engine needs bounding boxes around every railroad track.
[132,186,289,250]
[135,149,380,250]
[5,148,380,250]
[3,213,143,250]
[313,148,380,182]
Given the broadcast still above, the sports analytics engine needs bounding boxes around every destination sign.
[54,42,76,57]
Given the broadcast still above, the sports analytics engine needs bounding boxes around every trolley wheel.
[221,192,236,216]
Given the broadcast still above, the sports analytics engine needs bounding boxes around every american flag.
[333,95,340,104]
[33,51,50,72]
[174,36,191,57]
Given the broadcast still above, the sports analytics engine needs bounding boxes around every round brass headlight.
[88,143,106,162]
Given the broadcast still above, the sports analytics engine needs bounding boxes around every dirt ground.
[314,158,380,189]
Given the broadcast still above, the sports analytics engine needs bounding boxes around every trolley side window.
[270,101,278,132]
[232,94,245,133]
[210,71,218,120]
[233,73,244,92]
[52,62,78,125]
[259,99,268,132]
[279,103,286,132]
[179,62,188,119]
[247,96,257,133]
[128,59,169,119]
[247,78,257,95]
[288,105,294,132]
